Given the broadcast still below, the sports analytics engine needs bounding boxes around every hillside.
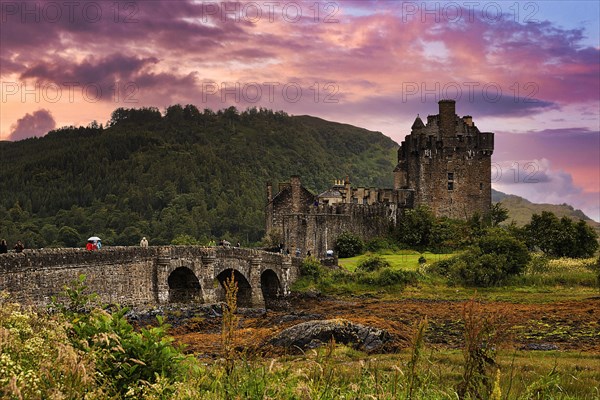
[0,106,397,247]
[492,189,599,231]
[1,105,595,248]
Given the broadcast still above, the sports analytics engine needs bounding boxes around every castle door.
[168,267,202,304]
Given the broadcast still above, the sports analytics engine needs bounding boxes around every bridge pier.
[249,255,264,308]
[281,257,292,296]
[155,251,171,304]
[201,255,218,303]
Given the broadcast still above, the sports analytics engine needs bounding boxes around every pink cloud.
[8,109,56,141]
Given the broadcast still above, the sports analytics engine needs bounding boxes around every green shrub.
[373,268,419,286]
[335,232,364,258]
[0,292,96,399]
[596,256,600,290]
[365,237,396,252]
[527,253,551,274]
[428,229,530,287]
[418,255,427,265]
[356,255,390,272]
[300,257,325,280]
[51,276,192,398]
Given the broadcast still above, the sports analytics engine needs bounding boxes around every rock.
[278,312,323,324]
[520,343,560,351]
[267,319,393,353]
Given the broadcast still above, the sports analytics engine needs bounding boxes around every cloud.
[493,159,599,222]
[494,128,600,193]
[8,109,56,141]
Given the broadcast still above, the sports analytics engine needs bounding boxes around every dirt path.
[171,295,600,356]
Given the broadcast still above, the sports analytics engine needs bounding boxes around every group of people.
[0,239,24,253]
[86,239,102,251]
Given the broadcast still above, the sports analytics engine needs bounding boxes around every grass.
[339,251,455,272]
[184,348,600,399]
[326,253,600,303]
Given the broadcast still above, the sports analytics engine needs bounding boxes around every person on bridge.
[140,237,149,248]
[86,240,97,251]
[0,239,7,254]
[14,241,24,253]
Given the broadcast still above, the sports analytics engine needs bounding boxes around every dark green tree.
[396,206,435,248]
[335,232,364,258]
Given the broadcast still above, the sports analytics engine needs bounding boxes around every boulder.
[267,319,393,353]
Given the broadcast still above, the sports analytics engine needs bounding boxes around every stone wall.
[281,203,396,257]
[0,246,298,308]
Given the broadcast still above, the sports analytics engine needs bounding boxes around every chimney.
[344,177,352,203]
[438,99,456,137]
[266,182,273,234]
[290,175,301,213]
[266,182,272,202]
[462,115,473,127]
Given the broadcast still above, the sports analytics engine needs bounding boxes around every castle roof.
[318,189,343,199]
[411,115,425,130]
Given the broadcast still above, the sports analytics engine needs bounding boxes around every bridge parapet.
[0,246,301,308]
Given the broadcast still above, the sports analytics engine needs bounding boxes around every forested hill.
[0,106,398,248]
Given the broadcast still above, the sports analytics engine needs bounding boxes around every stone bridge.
[0,246,302,308]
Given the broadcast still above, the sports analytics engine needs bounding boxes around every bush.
[596,256,600,290]
[356,255,390,272]
[365,237,396,252]
[0,292,96,399]
[373,268,419,286]
[51,276,192,398]
[428,229,530,287]
[335,232,364,258]
[300,257,325,280]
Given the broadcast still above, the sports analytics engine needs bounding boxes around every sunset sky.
[1,0,599,220]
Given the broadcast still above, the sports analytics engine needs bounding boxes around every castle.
[266,100,494,257]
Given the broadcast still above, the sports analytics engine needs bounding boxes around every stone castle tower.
[266,100,494,256]
[394,100,494,219]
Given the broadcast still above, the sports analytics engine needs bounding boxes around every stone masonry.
[0,246,300,308]
[266,100,494,256]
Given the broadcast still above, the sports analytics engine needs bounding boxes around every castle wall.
[281,203,396,257]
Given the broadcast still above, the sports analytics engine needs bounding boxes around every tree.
[525,211,598,258]
[487,202,509,227]
[58,226,81,247]
[573,220,599,258]
[335,232,364,258]
[396,206,435,248]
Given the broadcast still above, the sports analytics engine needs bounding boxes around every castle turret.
[438,99,456,138]
[411,115,425,130]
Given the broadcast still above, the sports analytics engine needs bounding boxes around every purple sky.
[1,1,598,220]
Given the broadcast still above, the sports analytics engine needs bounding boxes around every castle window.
[447,172,454,191]
[447,172,454,180]
[480,183,483,190]
[448,182,454,190]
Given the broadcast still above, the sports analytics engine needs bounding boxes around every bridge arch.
[167,267,202,304]
[260,269,283,309]
[216,269,253,308]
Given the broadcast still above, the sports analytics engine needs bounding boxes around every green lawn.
[339,251,455,272]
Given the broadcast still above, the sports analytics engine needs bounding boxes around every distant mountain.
[492,189,599,231]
